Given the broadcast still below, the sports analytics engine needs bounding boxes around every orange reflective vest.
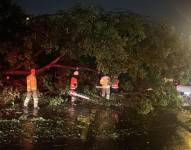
[70,77,77,90]
[27,74,37,92]
[100,76,110,88]
[112,79,119,89]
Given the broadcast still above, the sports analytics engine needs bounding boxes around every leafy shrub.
[131,82,182,115]
[48,96,66,106]
[0,87,20,106]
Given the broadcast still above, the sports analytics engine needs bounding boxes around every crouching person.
[23,68,39,112]
[100,75,110,100]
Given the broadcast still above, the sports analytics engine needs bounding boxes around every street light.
[26,17,30,21]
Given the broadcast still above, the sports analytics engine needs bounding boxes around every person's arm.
[75,79,78,88]
[26,76,30,91]
[34,76,37,90]
[100,78,103,85]
[108,77,111,86]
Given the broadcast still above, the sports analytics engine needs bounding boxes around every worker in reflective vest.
[70,70,79,102]
[23,68,39,111]
[111,76,119,93]
[100,75,110,100]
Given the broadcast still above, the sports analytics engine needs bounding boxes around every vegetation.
[0,1,191,114]
[1,2,191,150]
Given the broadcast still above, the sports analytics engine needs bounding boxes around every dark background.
[14,0,191,34]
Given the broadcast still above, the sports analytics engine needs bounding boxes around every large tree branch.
[4,54,63,75]
[4,54,98,75]
[37,55,63,73]
[4,64,98,75]
[9,49,45,71]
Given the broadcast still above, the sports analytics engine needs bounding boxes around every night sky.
[15,0,191,34]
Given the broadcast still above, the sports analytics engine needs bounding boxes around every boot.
[23,106,28,114]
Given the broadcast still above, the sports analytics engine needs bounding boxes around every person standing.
[100,75,110,100]
[111,76,119,93]
[70,70,79,103]
[23,68,39,111]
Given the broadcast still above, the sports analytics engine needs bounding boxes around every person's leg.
[32,91,39,109]
[102,88,106,97]
[71,96,76,102]
[24,91,32,107]
[106,88,110,100]
[33,107,39,116]
[112,88,118,93]
[70,89,76,103]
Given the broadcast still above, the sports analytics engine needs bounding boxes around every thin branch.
[4,70,29,75]
[51,64,98,73]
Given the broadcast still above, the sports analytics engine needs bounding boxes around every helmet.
[73,71,79,76]
[6,76,10,80]
[113,75,118,79]
[31,68,36,75]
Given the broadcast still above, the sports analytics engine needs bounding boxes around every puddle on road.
[0,104,189,150]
